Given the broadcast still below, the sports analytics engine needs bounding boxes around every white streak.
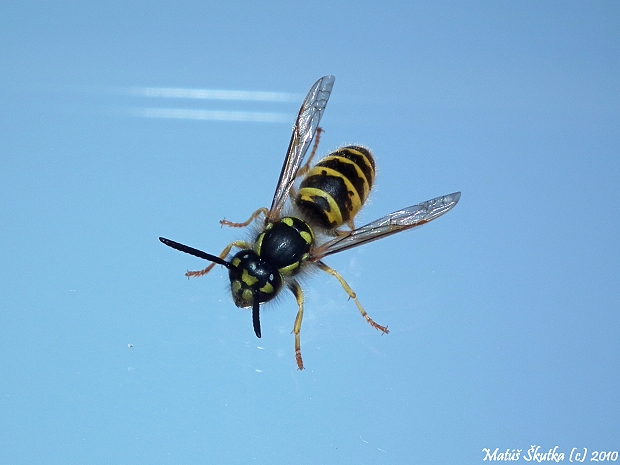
[129,107,289,123]
[126,86,299,103]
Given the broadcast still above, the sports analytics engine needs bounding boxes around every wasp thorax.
[255,217,314,276]
[228,250,282,308]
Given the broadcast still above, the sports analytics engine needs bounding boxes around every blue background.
[1,2,618,464]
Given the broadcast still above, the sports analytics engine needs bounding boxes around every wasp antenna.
[252,294,262,338]
[159,237,233,269]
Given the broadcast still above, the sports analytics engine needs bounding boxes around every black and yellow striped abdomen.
[295,146,375,229]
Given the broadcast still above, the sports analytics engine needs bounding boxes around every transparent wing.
[311,192,461,260]
[266,75,335,222]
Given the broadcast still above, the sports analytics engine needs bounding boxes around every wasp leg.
[315,260,389,334]
[185,240,251,278]
[295,127,324,179]
[220,207,269,228]
[289,127,324,200]
[289,282,306,370]
[332,223,356,237]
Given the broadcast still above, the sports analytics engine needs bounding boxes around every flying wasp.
[159,75,461,370]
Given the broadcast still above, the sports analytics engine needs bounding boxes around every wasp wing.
[311,192,461,260]
[266,75,335,223]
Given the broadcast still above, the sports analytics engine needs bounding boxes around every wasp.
[160,75,460,370]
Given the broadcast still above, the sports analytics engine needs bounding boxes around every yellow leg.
[328,222,357,237]
[220,207,269,228]
[289,282,305,370]
[316,260,389,334]
[185,240,251,278]
[295,127,323,179]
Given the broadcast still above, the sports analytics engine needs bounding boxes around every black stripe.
[299,173,352,222]
[333,146,375,189]
[317,157,367,201]
[296,194,337,229]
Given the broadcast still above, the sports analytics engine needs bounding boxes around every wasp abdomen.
[296,146,375,229]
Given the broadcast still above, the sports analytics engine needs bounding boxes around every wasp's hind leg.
[289,282,306,370]
[315,260,389,334]
[220,207,269,228]
[185,240,251,278]
[289,127,324,200]
[294,127,324,179]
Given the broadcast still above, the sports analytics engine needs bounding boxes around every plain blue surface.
[1,2,619,464]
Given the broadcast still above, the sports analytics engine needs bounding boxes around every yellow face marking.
[231,257,241,267]
[241,289,253,302]
[242,269,258,286]
[260,282,274,294]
